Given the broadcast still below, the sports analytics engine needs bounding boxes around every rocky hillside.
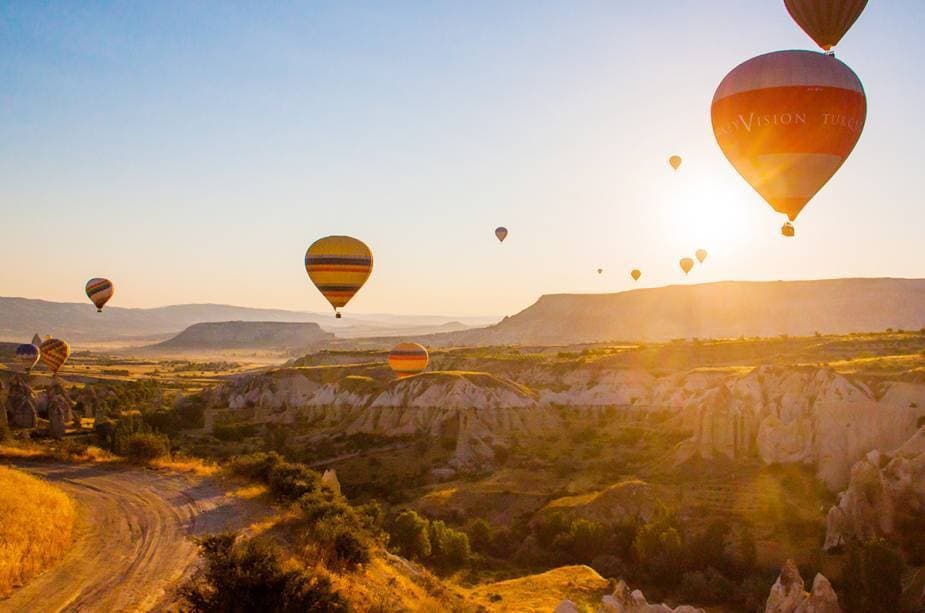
[198,355,925,490]
[148,321,335,353]
[429,278,925,345]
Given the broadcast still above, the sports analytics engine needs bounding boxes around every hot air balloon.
[784,0,868,52]
[631,269,641,282]
[668,155,682,170]
[388,342,429,378]
[304,236,373,319]
[39,338,70,376]
[597,268,603,275]
[712,50,866,236]
[85,278,114,312]
[15,344,40,373]
[680,258,694,275]
[696,249,708,264]
[495,227,508,243]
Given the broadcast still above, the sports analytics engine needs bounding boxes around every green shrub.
[180,532,346,613]
[389,509,432,560]
[124,432,170,463]
[213,422,258,442]
[227,452,285,482]
[268,463,321,501]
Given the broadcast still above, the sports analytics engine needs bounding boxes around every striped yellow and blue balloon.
[39,338,70,376]
[304,236,373,318]
[388,342,429,378]
[15,344,40,373]
[86,278,114,312]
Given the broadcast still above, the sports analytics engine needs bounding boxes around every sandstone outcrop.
[764,559,841,613]
[47,387,72,439]
[824,427,925,550]
[600,579,704,612]
[6,374,38,429]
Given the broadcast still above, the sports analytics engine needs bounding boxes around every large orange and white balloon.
[784,0,868,52]
[388,342,429,378]
[712,50,866,235]
[85,278,114,312]
[39,338,70,376]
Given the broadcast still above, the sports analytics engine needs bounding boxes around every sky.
[1,1,923,317]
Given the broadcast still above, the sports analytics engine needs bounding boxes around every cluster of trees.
[228,452,381,570]
[180,533,346,612]
[387,509,472,573]
[94,410,171,463]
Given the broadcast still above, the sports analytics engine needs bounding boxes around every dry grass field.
[0,465,76,597]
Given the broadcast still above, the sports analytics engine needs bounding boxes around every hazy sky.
[2,1,923,317]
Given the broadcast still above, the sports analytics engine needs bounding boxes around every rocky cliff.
[149,321,335,353]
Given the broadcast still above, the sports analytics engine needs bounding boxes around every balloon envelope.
[495,227,508,242]
[631,269,641,281]
[597,268,603,275]
[680,258,694,275]
[15,344,40,372]
[712,50,866,223]
[39,338,70,375]
[85,278,114,312]
[784,0,868,51]
[669,155,682,170]
[388,342,429,378]
[696,249,708,263]
[304,236,373,316]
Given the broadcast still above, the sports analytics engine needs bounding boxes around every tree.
[840,539,904,613]
[390,510,431,560]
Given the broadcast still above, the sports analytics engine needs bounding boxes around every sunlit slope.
[437,278,925,345]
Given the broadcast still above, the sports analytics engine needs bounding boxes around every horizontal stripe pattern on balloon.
[388,342,429,377]
[305,236,373,311]
[39,338,70,375]
[711,50,866,222]
[85,278,114,311]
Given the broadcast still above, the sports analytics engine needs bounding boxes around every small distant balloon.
[388,342,429,378]
[597,268,603,275]
[631,269,641,282]
[695,249,708,264]
[304,236,373,319]
[15,344,40,373]
[495,227,508,243]
[86,278,114,312]
[784,0,868,52]
[680,258,694,275]
[668,155,682,171]
[39,338,70,376]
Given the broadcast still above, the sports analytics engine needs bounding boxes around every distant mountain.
[148,321,334,353]
[425,278,925,346]
[0,297,493,344]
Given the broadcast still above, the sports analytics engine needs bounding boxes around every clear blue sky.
[2,1,923,316]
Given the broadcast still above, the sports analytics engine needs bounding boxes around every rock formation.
[321,469,341,496]
[764,560,841,613]
[46,382,73,439]
[6,374,38,429]
[824,427,925,550]
[600,579,704,612]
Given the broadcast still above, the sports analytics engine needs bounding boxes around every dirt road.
[0,462,264,612]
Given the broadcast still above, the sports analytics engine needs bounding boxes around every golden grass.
[0,466,76,597]
[465,565,608,612]
[149,454,219,476]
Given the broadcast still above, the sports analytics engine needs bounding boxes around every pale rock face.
[6,374,38,429]
[540,370,656,408]
[554,599,580,613]
[321,469,341,496]
[600,579,705,612]
[46,384,72,440]
[824,427,925,550]
[764,560,841,613]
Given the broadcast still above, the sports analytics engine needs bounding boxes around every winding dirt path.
[0,462,265,613]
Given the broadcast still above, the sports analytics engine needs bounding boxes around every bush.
[180,532,347,613]
[680,568,735,604]
[124,432,170,463]
[213,422,258,442]
[227,452,284,482]
[389,509,432,560]
[268,463,321,501]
